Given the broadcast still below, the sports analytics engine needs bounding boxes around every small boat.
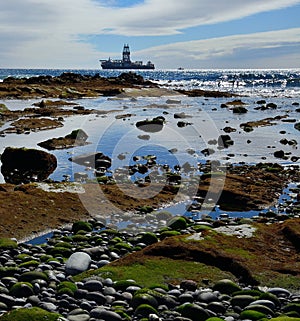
[100,44,155,70]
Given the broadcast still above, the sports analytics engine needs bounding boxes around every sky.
[1,0,300,69]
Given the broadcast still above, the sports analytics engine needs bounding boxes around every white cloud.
[0,0,300,67]
[142,28,300,68]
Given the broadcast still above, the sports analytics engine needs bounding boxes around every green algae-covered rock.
[244,304,275,317]
[268,317,300,321]
[0,307,61,321]
[9,282,34,298]
[134,304,158,317]
[206,318,226,321]
[114,279,138,291]
[283,303,300,315]
[160,230,181,239]
[212,279,241,294]
[230,295,257,309]
[240,309,266,320]
[259,292,281,308]
[57,281,78,296]
[131,293,158,309]
[71,221,93,234]
[19,271,48,283]
[0,238,18,250]
[138,232,158,245]
[177,303,210,321]
[167,216,187,230]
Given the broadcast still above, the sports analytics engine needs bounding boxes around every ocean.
[0,68,299,221]
[1,68,300,97]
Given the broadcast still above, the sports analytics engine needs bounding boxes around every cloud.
[0,0,300,67]
[95,0,300,36]
[142,28,300,68]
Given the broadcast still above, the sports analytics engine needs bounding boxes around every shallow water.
[0,69,299,235]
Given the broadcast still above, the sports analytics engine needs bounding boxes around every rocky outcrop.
[0,147,57,184]
[38,129,89,150]
[0,72,157,99]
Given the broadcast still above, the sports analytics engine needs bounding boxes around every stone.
[90,308,122,321]
[0,147,57,184]
[69,152,111,169]
[83,280,103,292]
[65,252,91,275]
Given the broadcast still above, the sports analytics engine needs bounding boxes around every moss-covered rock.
[131,293,158,309]
[57,281,78,296]
[134,303,158,317]
[240,309,266,320]
[0,307,61,321]
[167,216,187,230]
[138,232,158,245]
[0,238,18,250]
[230,295,257,309]
[18,260,40,268]
[212,279,241,294]
[19,271,48,283]
[114,279,138,291]
[71,221,93,234]
[9,282,34,298]
[177,303,210,321]
[160,230,181,239]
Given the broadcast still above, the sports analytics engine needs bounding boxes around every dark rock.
[274,150,285,159]
[38,129,89,150]
[136,116,165,133]
[218,135,234,148]
[69,152,111,169]
[90,308,122,321]
[1,147,57,184]
[232,106,248,113]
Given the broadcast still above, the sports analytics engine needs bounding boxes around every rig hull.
[100,44,155,70]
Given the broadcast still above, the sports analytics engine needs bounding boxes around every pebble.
[1,213,300,320]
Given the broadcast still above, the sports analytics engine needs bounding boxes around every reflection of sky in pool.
[1,94,299,184]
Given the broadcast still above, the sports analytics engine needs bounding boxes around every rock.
[212,279,241,295]
[136,116,165,132]
[38,129,89,150]
[83,280,103,292]
[1,147,57,184]
[178,303,210,321]
[218,135,234,148]
[232,106,248,113]
[267,287,291,297]
[274,150,285,158]
[86,291,106,304]
[65,252,91,275]
[69,152,111,169]
[9,282,34,298]
[230,295,256,309]
[90,308,122,321]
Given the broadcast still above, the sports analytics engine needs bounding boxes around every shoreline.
[0,72,299,241]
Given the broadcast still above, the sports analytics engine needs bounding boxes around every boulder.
[0,147,57,184]
[65,252,92,275]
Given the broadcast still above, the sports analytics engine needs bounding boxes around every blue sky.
[1,0,300,69]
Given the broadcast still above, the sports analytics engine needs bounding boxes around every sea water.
[0,69,299,227]
[0,69,299,180]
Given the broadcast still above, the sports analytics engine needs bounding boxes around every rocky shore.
[0,71,300,320]
[0,216,300,320]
